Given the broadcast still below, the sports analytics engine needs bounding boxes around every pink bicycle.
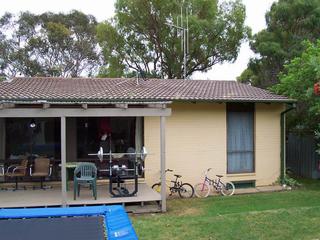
[194,168,235,198]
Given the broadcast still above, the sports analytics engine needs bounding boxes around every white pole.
[61,116,67,207]
[160,116,166,212]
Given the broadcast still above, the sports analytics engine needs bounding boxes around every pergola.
[0,101,171,212]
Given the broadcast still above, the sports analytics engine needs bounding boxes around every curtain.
[227,111,254,173]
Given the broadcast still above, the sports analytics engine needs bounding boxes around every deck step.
[126,203,161,214]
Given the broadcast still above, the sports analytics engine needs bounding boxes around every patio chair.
[73,163,97,200]
[5,159,28,190]
[0,164,5,190]
[29,158,53,190]
[0,165,4,176]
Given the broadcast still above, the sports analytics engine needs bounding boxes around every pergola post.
[0,118,5,160]
[160,116,166,212]
[60,116,67,207]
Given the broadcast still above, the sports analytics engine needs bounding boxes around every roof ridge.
[13,77,240,83]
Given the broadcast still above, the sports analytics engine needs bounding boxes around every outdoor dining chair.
[73,162,97,200]
[5,159,28,190]
[0,165,4,176]
[29,158,53,190]
[0,163,5,190]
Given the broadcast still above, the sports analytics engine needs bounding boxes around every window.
[5,118,61,159]
[76,117,143,159]
[227,103,254,173]
[232,180,256,189]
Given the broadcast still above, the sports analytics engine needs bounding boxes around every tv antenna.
[166,0,189,79]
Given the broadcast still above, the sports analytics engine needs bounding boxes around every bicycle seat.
[174,174,182,178]
[216,174,223,178]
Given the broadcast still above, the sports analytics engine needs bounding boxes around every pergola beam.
[0,103,15,110]
[43,103,50,109]
[0,108,171,117]
[148,103,166,109]
[115,103,128,109]
[81,103,88,109]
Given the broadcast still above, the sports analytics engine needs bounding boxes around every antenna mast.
[182,1,190,80]
[166,0,189,79]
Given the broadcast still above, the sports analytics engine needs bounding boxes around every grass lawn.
[131,179,320,240]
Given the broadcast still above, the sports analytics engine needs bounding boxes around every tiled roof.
[0,77,293,103]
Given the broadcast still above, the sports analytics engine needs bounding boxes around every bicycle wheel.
[220,181,235,196]
[152,183,161,193]
[194,182,210,198]
[178,183,194,198]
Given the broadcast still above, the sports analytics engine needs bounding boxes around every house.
[0,77,294,211]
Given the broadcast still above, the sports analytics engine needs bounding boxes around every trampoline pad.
[0,216,106,240]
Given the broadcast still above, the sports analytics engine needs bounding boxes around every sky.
[0,0,277,80]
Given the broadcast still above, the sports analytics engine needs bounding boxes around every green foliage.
[96,21,126,78]
[239,0,320,88]
[237,68,254,82]
[97,0,250,78]
[271,40,320,130]
[276,175,301,187]
[0,11,100,78]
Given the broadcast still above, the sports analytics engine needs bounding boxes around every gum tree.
[238,0,320,88]
[0,11,100,78]
[97,0,250,78]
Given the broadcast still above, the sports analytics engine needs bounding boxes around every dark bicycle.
[152,169,194,198]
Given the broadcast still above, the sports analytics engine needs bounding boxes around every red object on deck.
[314,83,320,95]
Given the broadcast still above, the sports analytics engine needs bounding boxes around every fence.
[286,133,320,179]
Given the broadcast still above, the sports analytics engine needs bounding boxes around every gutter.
[280,103,296,184]
[0,96,295,104]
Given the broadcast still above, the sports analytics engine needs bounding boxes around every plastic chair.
[73,163,97,200]
[29,158,53,189]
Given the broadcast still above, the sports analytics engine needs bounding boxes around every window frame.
[226,103,255,174]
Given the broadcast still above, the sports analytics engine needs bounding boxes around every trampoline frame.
[0,205,138,240]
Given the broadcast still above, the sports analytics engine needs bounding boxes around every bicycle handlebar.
[203,168,212,176]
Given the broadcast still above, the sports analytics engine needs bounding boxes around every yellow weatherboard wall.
[255,103,283,185]
[144,102,283,187]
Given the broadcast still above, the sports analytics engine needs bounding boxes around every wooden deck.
[0,182,161,212]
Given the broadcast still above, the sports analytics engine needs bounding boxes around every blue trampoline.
[0,205,138,240]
